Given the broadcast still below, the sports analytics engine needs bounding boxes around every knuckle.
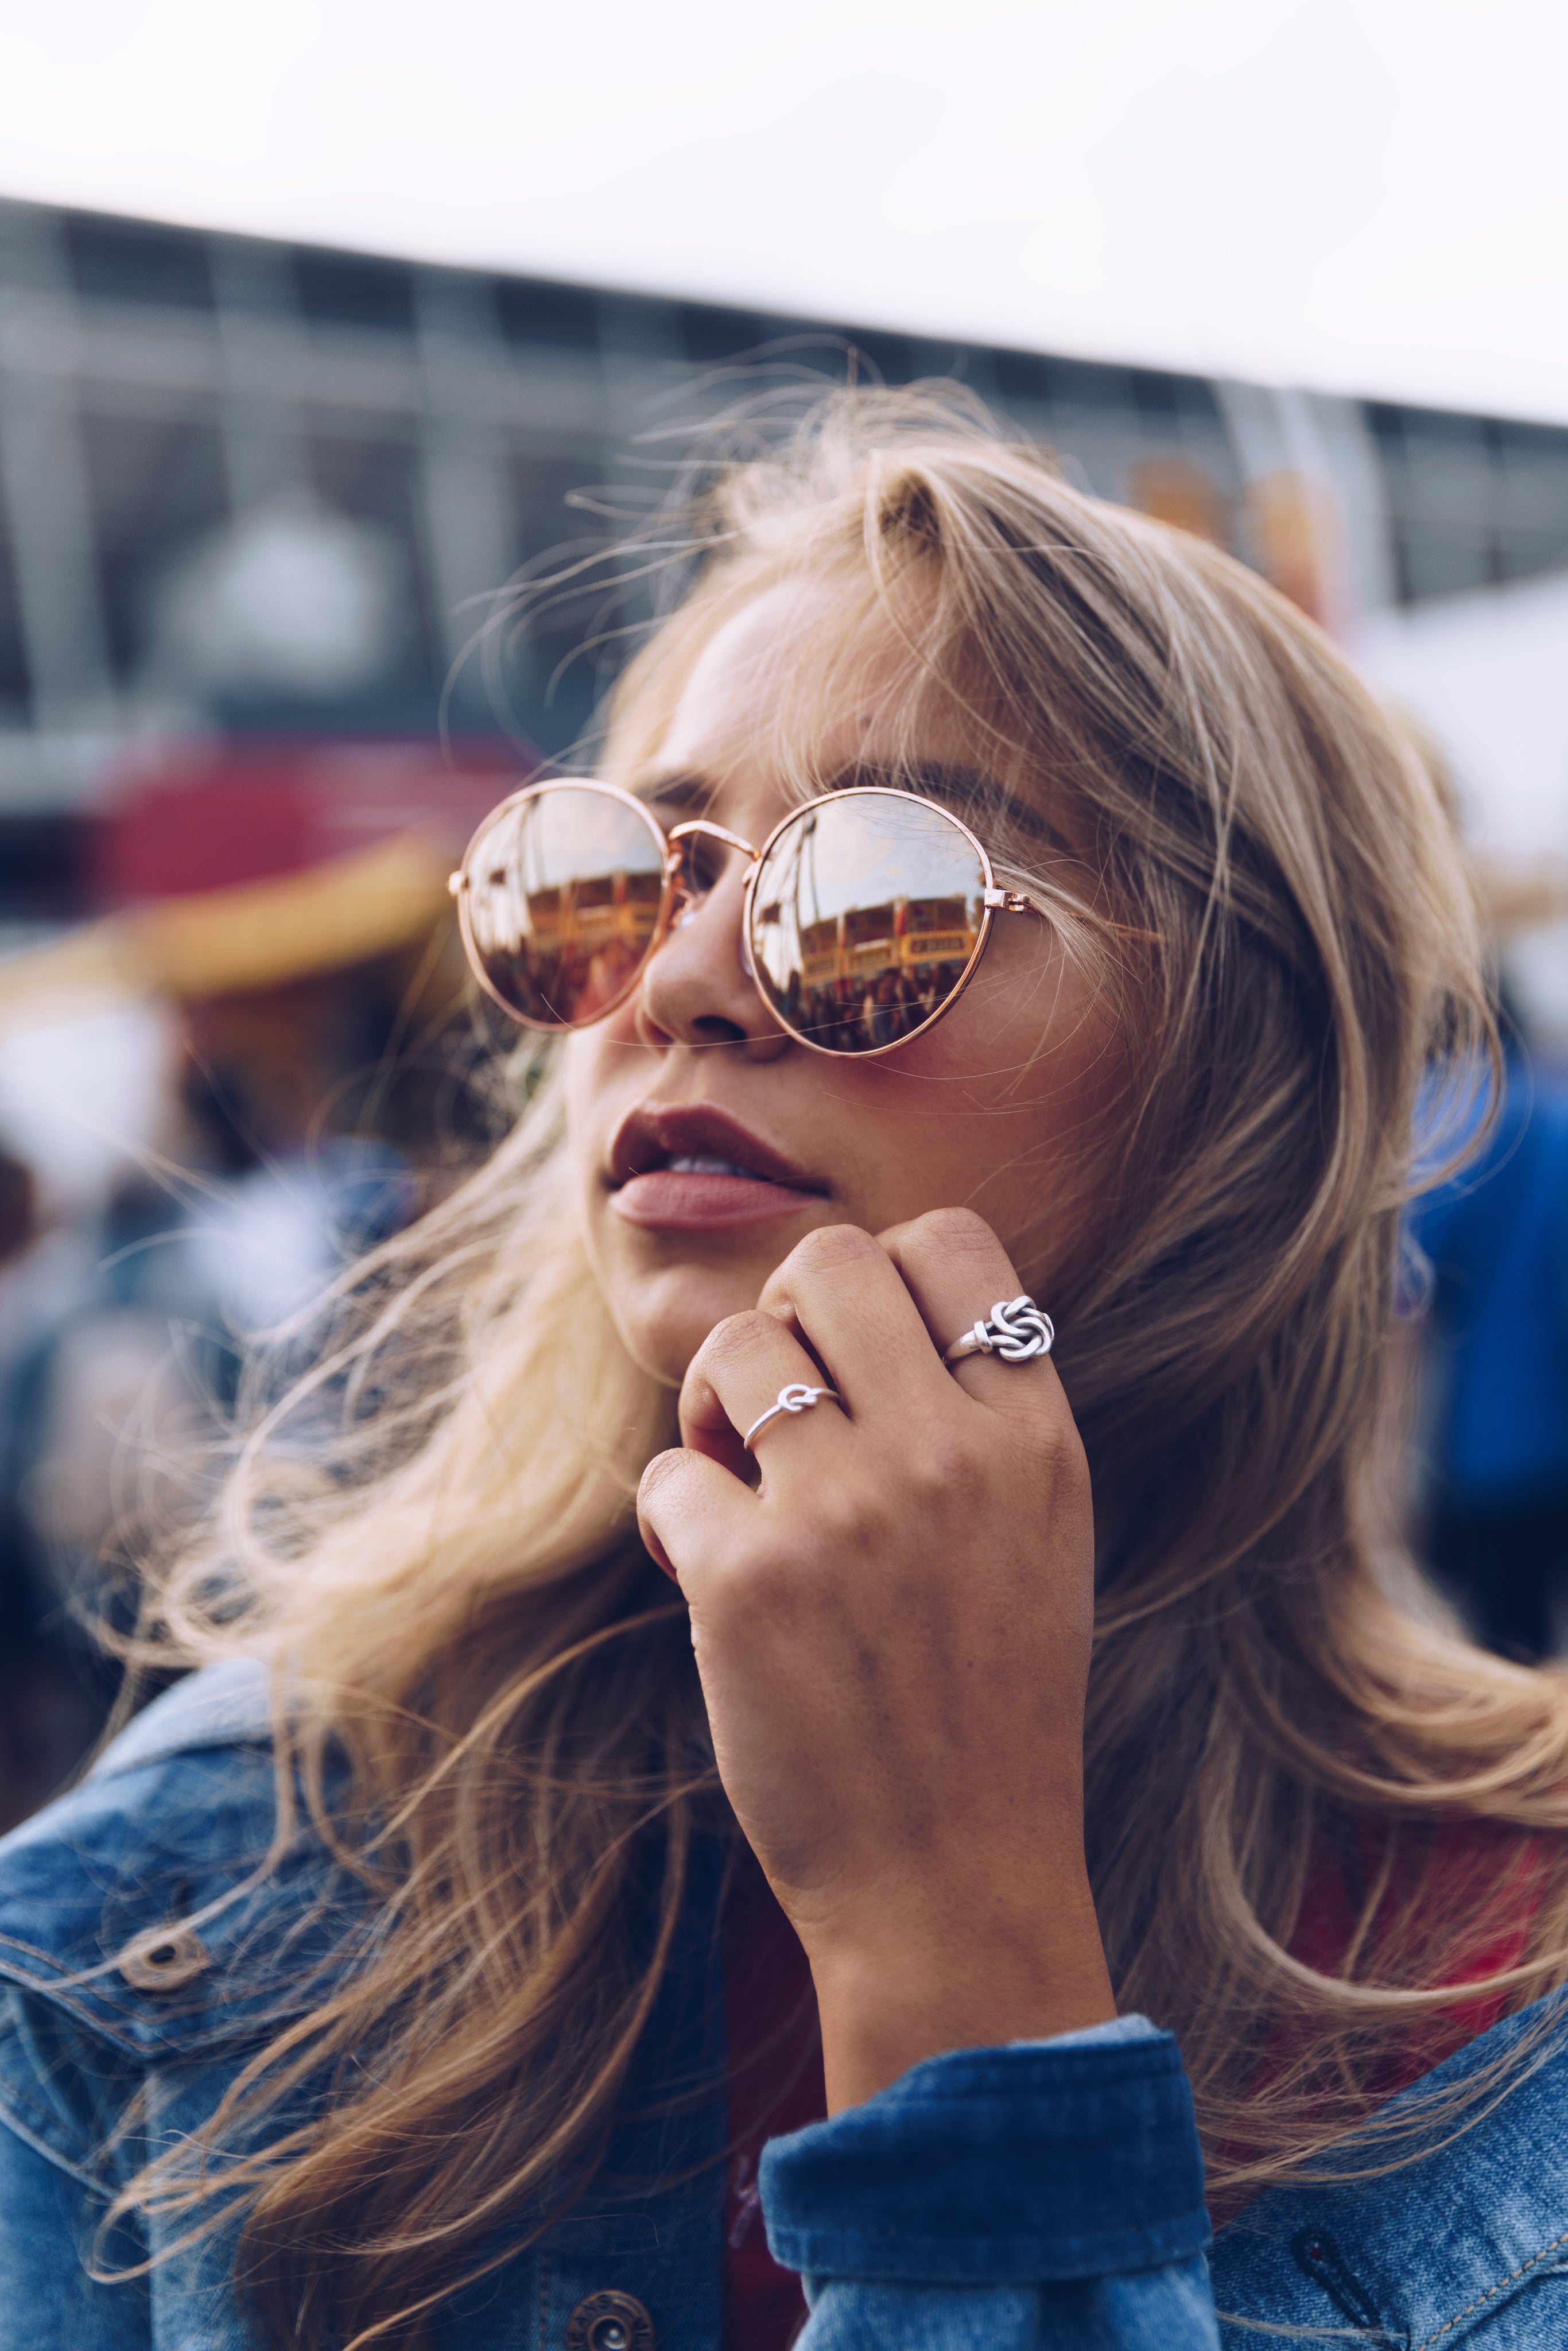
[907,1429,987,1509]
[699,1309,778,1372]
[636,1446,690,1507]
[913,1204,996,1258]
[816,1480,895,1553]
[735,1543,799,1613]
[788,1221,875,1277]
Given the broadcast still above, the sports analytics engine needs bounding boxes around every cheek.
[562,1030,624,1185]
[958,922,1124,1100]
[901,953,1126,1245]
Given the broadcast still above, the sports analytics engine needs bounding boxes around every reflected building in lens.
[750,797,988,1053]
[463,786,667,1025]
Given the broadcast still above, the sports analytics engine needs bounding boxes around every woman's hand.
[636,1206,1115,2112]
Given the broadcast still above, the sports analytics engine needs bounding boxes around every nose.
[635,848,791,1061]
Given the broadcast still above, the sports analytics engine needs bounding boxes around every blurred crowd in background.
[0,195,1566,1829]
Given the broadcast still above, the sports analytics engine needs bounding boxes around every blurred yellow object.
[1474,857,1568,936]
[0,832,452,1031]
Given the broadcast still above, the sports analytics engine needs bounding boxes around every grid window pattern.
[306,416,438,704]
[1367,403,1568,604]
[293,247,417,336]
[494,276,601,358]
[78,403,230,680]
[4,196,1568,782]
[62,212,215,312]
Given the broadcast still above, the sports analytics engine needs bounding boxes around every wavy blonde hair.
[122,386,1568,2346]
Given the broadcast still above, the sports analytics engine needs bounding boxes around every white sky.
[1,0,1564,421]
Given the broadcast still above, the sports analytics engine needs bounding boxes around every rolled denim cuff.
[760,2027,1210,2285]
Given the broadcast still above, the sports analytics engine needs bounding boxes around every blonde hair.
[122,386,1568,2346]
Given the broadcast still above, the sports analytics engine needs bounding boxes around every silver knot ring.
[741,1382,843,1453]
[942,1295,1055,1368]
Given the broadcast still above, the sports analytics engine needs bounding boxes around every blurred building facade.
[3,195,1568,933]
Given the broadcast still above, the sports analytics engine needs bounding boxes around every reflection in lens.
[749,793,987,1054]
[464,785,667,1025]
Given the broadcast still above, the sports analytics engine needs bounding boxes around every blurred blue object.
[1409,1054,1568,1504]
[1407,1050,1568,1654]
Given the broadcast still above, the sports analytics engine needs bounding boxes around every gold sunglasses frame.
[449,777,1038,1060]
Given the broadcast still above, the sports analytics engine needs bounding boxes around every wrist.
[806,1877,1116,2113]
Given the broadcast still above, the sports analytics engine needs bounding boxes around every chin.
[610,1268,764,1391]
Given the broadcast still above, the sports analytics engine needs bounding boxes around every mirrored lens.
[749,793,987,1054]
[463,784,667,1026]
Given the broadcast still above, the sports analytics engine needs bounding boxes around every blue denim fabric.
[1,1663,1566,2349]
[795,2263,1219,2350]
[762,2031,1208,2280]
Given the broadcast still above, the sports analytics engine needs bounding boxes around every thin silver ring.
[742,1382,844,1453]
[943,1295,1055,1368]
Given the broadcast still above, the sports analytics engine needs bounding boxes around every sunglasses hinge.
[983,886,1033,914]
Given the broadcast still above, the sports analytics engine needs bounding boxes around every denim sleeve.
[0,1989,151,2350]
[760,2016,1218,2351]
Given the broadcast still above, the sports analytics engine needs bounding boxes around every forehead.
[653,574,976,789]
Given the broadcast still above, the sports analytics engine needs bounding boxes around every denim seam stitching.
[1411,2226,1568,2348]
[765,2216,1207,2244]
[0,2089,106,2190]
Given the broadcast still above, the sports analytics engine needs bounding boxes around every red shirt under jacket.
[721,1816,1546,2351]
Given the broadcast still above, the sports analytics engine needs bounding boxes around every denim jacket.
[2,1663,1567,2349]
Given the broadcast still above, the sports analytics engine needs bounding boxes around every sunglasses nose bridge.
[665,817,760,875]
[663,820,760,925]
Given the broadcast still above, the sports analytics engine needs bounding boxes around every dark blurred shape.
[62,211,214,311]
[492,275,600,355]
[1408,1050,1568,1659]
[0,813,90,921]
[0,1150,34,1270]
[293,245,416,336]
[0,1144,108,1832]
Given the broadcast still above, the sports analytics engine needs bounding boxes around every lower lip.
[610,1171,826,1231]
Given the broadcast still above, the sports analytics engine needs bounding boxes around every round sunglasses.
[450,778,1042,1059]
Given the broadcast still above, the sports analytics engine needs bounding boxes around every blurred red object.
[92,736,533,909]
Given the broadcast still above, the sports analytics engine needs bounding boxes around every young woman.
[3,387,1567,2351]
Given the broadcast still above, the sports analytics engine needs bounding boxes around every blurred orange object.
[1125,456,1233,550]
[1243,469,1346,630]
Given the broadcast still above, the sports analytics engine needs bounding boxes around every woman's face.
[565,577,1124,1387]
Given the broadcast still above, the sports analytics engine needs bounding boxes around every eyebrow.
[835,762,1072,858]
[634,759,1071,859]
[636,770,715,817]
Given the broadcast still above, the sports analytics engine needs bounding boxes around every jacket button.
[565,2291,654,2351]
[116,1926,208,1991]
